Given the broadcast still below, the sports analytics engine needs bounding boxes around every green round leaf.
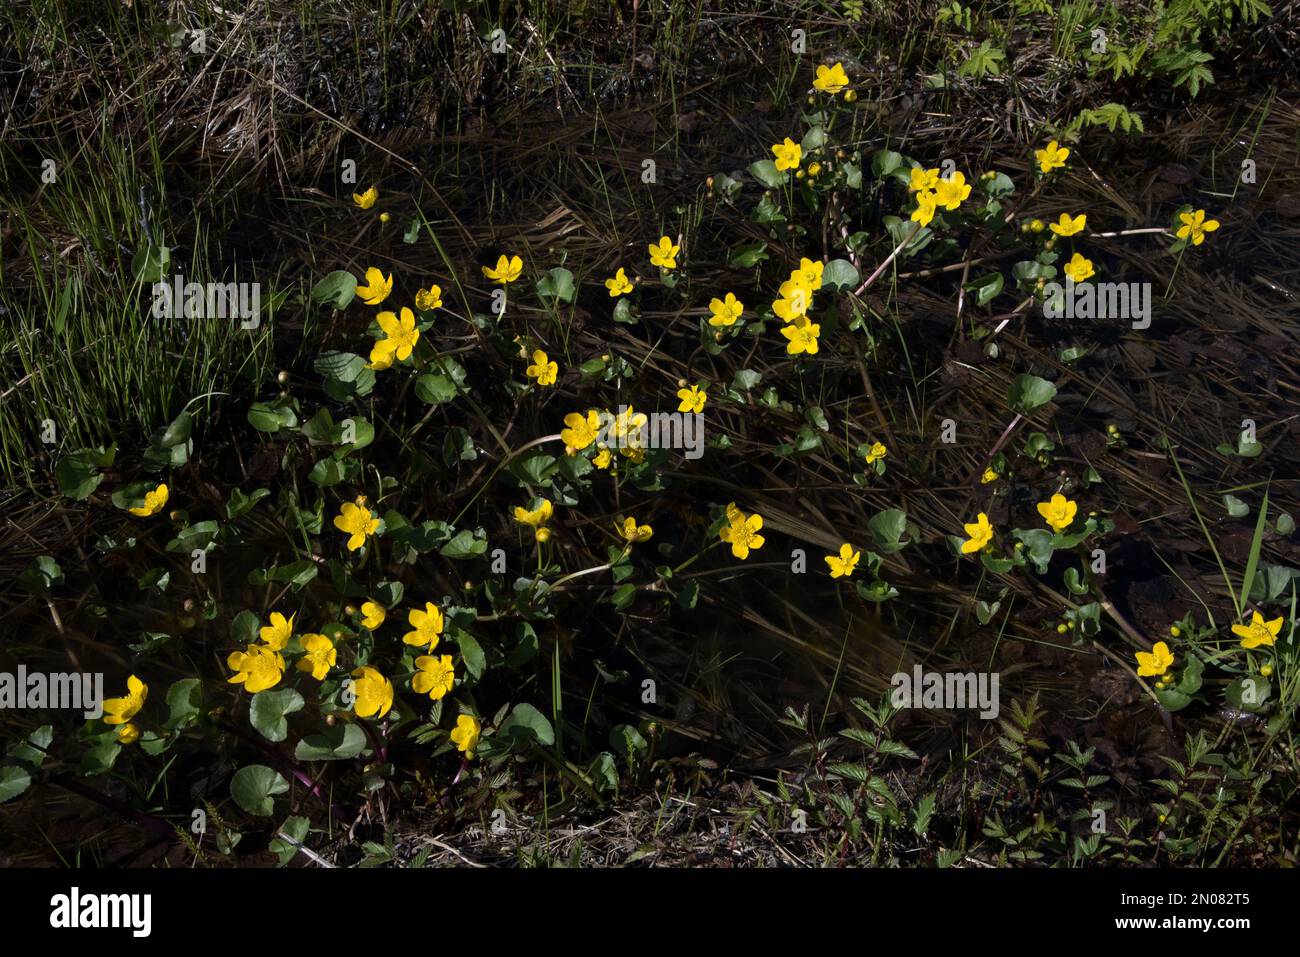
[230,764,290,816]
[250,688,305,743]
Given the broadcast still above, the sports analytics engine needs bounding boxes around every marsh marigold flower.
[1135,641,1175,677]
[720,503,765,560]
[360,601,386,630]
[259,612,295,651]
[709,292,743,327]
[813,62,850,94]
[1049,213,1086,237]
[593,447,612,469]
[103,675,147,725]
[648,236,679,270]
[117,723,140,745]
[1231,611,1283,649]
[1036,493,1078,532]
[618,516,653,543]
[560,410,600,452]
[961,513,994,554]
[677,384,707,413]
[402,602,445,652]
[514,499,554,543]
[526,349,558,386]
[414,285,442,311]
[227,645,285,693]
[781,321,821,356]
[934,171,971,211]
[908,167,940,193]
[333,497,379,551]
[356,267,393,306]
[1176,209,1220,246]
[865,442,887,464]
[774,278,813,323]
[352,186,378,209]
[981,467,999,484]
[795,258,824,291]
[772,137,802,172]
[451,713,481,756]
[375,307,420,362]
[911,190,938,226]
[1034,141,1070,174]
[1063,252,1095,283]
[412,654,455,701]
[297,633,337,681]
[351,666,393,719]
[482,254,523,284]
[825,543,861,579]
[605,267,633,296]
[129,483,168,517]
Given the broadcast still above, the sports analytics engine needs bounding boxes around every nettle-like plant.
[8,54,1273,858]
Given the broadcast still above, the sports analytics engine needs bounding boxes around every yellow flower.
[780,321,821,356]
[379,212,391,223]
[297,633,337,681]
[1063,252,1095,283]
[618,516,653,543]
[708,292,744,327]
[560,410,600,452]
[352,186,378,209]
[795,259,824,291]
[612,406,648,442]
[1231,611,1284,650]
[908,167,940,193]
[514,498,554,543]
[981,467,999,484]
[719,503,765,559]
[865,442,887,464]
[1034,141,1070,174]
[813,62,850,94]
[961,513,994,554]
[1176,209,1220,246]
[593,447,612,469]
[103,675,147,725]
[414,285,443,311]
[351,666,393,719]
[648,236,680,270]
[772,137,802,172]
[1036,493,1078,532]
[911,190,938,226]
[482,254,523,284]
[677,384,707,413]
[367,344,394,371]
[402,602,445,652]
[128,483,169,517]
[333,498,379,551]
[934,171,971,211]
[450,713,481,757]
[526,349,558,386]
[356,267,393,306]
[825,543,861,579]
[412,654,456,701]
[226,645,285,693]
[373,306,419,362]
[360,601,386,630]
[116,723,140,745]
[259,612,295,651]
[773,277,813,323]
[605,267,634,296]
[807,162,822,177]
[1049,213,1086,237]
[1135,641,1175,677]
